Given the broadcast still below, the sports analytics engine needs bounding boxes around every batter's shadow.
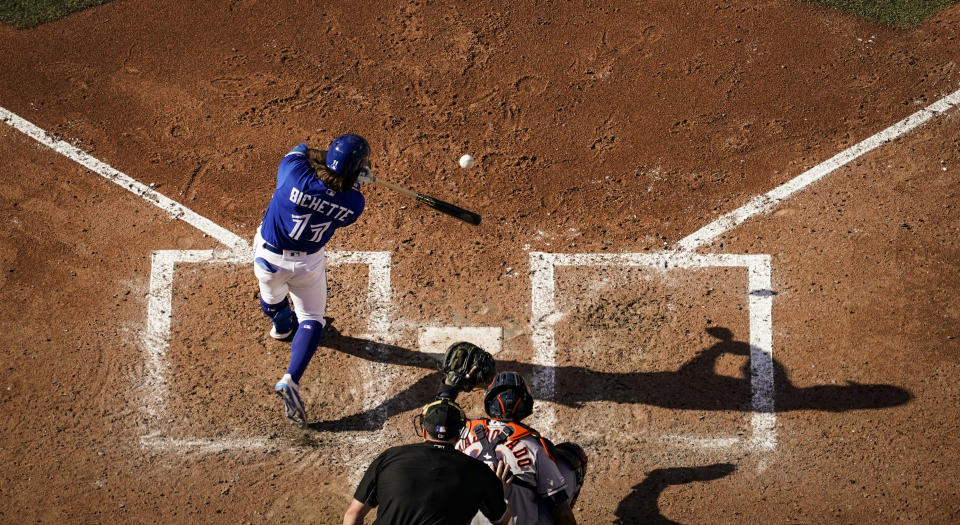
[614,463,737,525]
[306,319,447,432]
[310,322,912,432]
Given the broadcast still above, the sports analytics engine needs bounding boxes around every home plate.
[418,326,504,355]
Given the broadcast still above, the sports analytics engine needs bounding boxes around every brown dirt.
[1,0,959,522]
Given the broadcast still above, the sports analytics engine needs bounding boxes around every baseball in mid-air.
[459,154,475,169]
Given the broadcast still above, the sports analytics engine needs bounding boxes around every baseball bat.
[370,175,481,226]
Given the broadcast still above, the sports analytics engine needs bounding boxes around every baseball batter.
[254,134,369,427]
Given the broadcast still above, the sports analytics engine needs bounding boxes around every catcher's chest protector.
[467,420,540,492]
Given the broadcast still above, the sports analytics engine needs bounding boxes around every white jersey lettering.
[289,189,353,222]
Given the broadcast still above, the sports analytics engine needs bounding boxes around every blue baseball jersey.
[259,143,365,252]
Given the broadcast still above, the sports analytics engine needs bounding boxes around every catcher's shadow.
[614,463,737,524]
[311,322,912,432]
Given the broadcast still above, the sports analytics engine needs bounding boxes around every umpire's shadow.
[311,322,912,432]
[614,463,736,525]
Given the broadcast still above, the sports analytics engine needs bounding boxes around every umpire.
[343,400,513,525]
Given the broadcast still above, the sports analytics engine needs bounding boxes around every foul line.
[0,106,248,252]
[676,86,960,251]
[0,105,404,458]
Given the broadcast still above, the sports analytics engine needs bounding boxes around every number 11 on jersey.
[289,213,331,242]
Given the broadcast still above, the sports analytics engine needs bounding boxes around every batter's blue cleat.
[275,376,307,428]
[270,308,298,340]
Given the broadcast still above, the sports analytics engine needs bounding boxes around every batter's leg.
[254,256,298,339]
[259,296,298,340]
[286,319,324,384]
[284,252,329,384]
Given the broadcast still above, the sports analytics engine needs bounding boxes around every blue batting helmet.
[325,134,370,177]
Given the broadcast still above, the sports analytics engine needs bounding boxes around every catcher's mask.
[415,399,466,441]
[484,371,534,421]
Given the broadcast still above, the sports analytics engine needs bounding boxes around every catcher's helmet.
[325,134,370,177]
[484,371,534,421]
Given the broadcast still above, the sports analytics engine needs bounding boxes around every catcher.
[438,343,588,524]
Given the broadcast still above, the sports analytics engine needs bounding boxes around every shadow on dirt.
[614,463,737,524]
[312,321,912,431]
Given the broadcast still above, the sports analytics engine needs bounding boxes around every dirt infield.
[1,0,959,523]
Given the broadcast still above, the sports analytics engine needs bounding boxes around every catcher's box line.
[529,251,776,451]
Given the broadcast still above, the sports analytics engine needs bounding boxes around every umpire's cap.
[420,399,466,440]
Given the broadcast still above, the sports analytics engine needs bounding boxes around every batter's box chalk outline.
[139,248,393,453]
[529,251,775,451]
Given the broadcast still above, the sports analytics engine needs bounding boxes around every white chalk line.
[530,251,776,451]
[141,248,394,452]
[0,106,248,252]
[140,434,274,454]
[0,106,405,456]
[676,86,960,251]
[143,249,247,422]
[326,250,396,434]
[574,429,748,451]
[328,251,393,340]
[748,258,775,449]
[14,84,955,456]
[140,431,396,459]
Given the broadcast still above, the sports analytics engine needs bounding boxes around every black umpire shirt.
[354,441,508,524]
